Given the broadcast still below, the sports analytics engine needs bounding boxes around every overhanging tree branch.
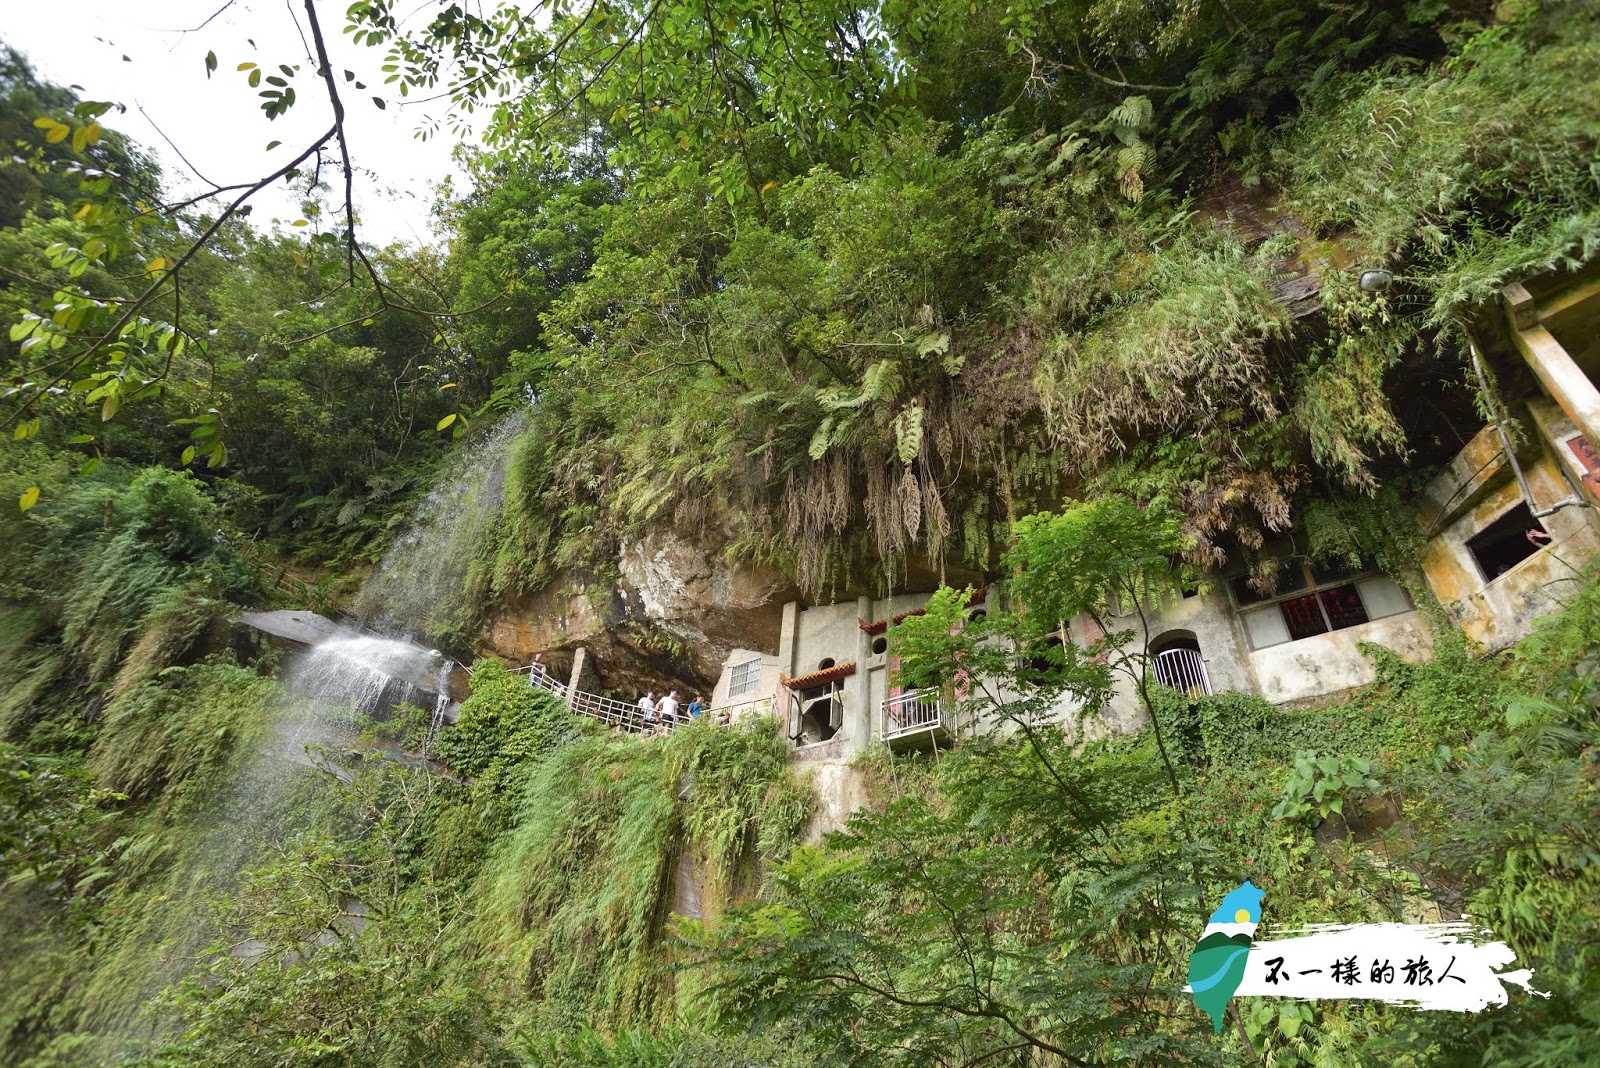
[0,124,338,431]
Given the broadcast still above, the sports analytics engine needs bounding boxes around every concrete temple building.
[705,268,1600,770]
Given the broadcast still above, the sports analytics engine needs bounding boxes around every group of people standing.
[634,689,721,733]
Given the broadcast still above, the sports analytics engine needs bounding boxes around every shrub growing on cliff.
[433,659,579,781]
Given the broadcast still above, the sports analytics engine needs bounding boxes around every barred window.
[729,658,763,697]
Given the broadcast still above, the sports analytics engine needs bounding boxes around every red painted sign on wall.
[1564,434,1600,502]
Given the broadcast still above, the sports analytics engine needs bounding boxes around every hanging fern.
[893,404,924,464]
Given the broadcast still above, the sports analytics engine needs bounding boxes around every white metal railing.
[709,695,778,724]
[881,687,946,741]
[1152,648,1213,697]
[509,662,774,735]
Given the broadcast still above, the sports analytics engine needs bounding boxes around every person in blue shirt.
[687,694,705,719]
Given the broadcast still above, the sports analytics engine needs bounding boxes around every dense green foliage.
[696,564,1600,1067]
[451,0,1600,598]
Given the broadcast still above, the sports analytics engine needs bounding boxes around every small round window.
[817,657,836,671]
[871,637,888,655]
[968,609,987,623]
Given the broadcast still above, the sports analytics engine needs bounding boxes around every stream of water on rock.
[127,414,527,1040]
[279,408,528,720]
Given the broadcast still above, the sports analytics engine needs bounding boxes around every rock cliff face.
[479,530,798,697]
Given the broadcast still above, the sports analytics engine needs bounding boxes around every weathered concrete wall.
[1247,612,1432,704]
[1093,587,1257,730]
[800,760,876,843]
[709,646,782,717]
[1071,575,1431,720]
[1419,437,1599,653]
[753,568,1441,749]
[788,598,875,752]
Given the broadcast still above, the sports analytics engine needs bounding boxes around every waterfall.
[281,411,526,723]
[353,411,528,640]
[425,658,456,752]
[292,635,438,717]
[96,416,525,1052]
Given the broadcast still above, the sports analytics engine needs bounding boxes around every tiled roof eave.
[781,661,858,690]
[857,586,989,635]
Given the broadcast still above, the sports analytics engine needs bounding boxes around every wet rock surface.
[480,530,798,696]
[236,609,345,649]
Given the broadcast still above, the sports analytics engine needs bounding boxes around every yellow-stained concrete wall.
[1419,455,1598,652]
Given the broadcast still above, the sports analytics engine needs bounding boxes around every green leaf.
[205,50,218,77]
[65,434,94,444]
[807,416,833,460]
[18,486,39,512]
[894,405,923,463]
[78,457,100,476]
[181,445,196,465]
[436,413,457,431]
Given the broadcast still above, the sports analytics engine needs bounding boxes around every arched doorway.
[1149,630,1212,696]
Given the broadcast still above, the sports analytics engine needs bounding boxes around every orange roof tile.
[781,661,858,690]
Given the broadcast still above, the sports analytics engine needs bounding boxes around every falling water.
[425,658,456,752]
[109,414,529,1054]
[353,411,528,640]
[282,411,527,722]
[290,635,438,718]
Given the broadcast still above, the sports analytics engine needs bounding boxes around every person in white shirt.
[636,691,656,732]
[658,690,680,731]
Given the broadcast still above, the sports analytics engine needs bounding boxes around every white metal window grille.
[1152,648,1212,696]
[729,658,763,697]
[881,687,944,740]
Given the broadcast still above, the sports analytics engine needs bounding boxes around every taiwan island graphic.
[1186,880,1263,1032]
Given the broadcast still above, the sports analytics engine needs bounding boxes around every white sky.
[4,0,477,247]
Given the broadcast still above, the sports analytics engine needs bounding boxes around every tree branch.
[0,125,338,431]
